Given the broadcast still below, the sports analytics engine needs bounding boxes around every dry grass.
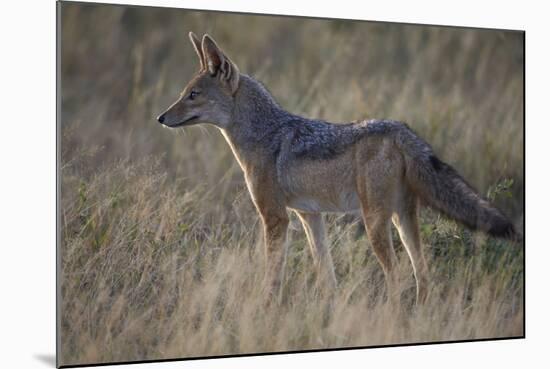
[59,3,524,366]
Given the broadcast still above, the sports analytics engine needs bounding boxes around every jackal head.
[157,32,240,129]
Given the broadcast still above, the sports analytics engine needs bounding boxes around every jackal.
[157,32,518,304]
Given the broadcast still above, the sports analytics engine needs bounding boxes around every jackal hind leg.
[392,191,429,305]
[361,209,400,305]
[356,145,405,306]
[357,167,400,305]
[295,211,337,290]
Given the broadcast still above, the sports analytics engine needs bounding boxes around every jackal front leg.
[261,212,289,302]
[244,169,289,303]
[296,211,337,290]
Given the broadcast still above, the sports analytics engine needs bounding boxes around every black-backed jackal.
[157,33,519,304]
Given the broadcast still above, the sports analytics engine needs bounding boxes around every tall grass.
[59,3,524,366]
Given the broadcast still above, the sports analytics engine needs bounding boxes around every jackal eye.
[189,90,200,100]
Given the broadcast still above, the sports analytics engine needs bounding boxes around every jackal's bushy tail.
[395,125,518,241]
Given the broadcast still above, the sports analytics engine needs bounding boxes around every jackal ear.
[201,34,240,94]
[188,32,206,71]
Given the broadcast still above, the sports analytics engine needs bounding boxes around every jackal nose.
[157,114,165,124]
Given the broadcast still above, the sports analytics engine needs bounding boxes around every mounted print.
[57,1,525,367]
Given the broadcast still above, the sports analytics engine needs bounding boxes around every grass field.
[59,3,524,366]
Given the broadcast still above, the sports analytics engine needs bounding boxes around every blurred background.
[59,2,524,366]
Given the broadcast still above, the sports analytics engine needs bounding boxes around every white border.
[1,1,548,368]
